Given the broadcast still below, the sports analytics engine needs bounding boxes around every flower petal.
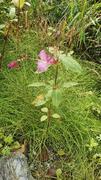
[7,61,18,69]
[37,60,49,73]
[39,50,56,64]
[39,50,48,62]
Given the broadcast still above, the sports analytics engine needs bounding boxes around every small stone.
[0,152,35,180]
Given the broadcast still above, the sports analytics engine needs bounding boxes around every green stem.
[18,6,20,26]
[46,105,51,134]
[41,104,51,147]
[54,64,59,87]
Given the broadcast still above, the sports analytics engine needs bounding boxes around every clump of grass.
[0,29,101,179]
[32,0,101,62]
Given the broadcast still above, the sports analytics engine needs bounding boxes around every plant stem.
[16,8,20,42]
[41,105,51,148]
[46,106,51,134]
[0,23,11,70]
[25,11,28,29]
[54,64,59,87]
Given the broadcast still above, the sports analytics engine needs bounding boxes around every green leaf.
[63,82,78,88]
[52,89,62,107]
[41,107,48,113]
[0,24,5,30]
[57,149,65,156]
[34,100,46,107]
[86,138,98,151]
[90,138,98,148]
[40,115,48,122]
[0,132,4,139]
[96,134,101,141]
[45,89,53,101]
[4,135,13,144]
[59,53,82,73]
[56,168,62,176]
[11,141,20,150]
[0,143,3,148]
[9,6,16,19]
[0,0,3,3]
[93,153,101,159]
[52,113,60,119]
[2,146,11,156]
[28,82,46,87]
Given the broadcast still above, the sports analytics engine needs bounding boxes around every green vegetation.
[0,0,101,179]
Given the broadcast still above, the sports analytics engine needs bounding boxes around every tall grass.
[31,0,101,62]
[0,30,101,178]
[0,2,101,178]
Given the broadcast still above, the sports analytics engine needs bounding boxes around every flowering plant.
[28,46,82,139]
[29,47,82,107]
[36,50,57,73]
[7,60,19,69]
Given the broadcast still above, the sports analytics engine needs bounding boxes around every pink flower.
[37,60,49,73]
[37,50,56,73]
[7,61,19,69]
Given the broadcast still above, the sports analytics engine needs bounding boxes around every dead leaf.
[47,167,56,177]
[32,94,45,106]
[17,54,29,62]
[38,146,49,161]
[14,140,28,155]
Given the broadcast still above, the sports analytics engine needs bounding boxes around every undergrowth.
[0,31,101,179]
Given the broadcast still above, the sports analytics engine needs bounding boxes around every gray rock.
[0,152,35,180]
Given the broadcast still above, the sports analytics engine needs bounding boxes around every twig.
[0,23,11,70]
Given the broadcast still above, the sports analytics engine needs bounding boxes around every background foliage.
[0,0,101,179]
